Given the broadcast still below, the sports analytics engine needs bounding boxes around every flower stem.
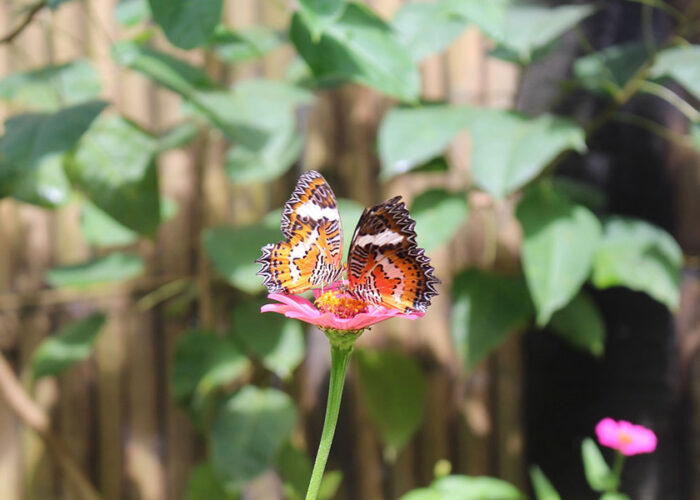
[305,331,359,500]
[611,451,626,492]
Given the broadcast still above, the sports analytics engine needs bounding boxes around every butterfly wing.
[347,196,439,313]
[257,170,344,294]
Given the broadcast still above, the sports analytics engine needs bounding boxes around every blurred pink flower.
[595,418,657,456]
[261,282,424,333]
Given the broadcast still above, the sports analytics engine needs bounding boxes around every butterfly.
[257,171,439,313]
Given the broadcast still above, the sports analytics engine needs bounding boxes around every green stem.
[305,331,360,500]
[611,451,626,492]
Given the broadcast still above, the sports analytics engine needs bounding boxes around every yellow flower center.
[619,431,633,444]
[315,290,368,319]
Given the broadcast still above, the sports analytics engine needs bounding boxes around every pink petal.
[595,418,621,448]
[595,418,657,456]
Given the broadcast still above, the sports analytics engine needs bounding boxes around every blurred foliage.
[3,0,697,496]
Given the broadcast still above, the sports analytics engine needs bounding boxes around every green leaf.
[529,466,561,500]
[32,313,106,379]
[231,299,305,380]
[600,493,631,500]
[451,269,533,369]
[299,0,347,40]
[551,177,606,212]
[185,462,239,500]
[467,109,586,198]
[157,120,199,152]
[398,489,443,500]
[573,43,650,97]
[115,0,151,27]
[290,2,420,102]
[80,198,175,247]
[651,45,700,101]
[204,225,282,293]
[354,349,426,452]
[517,185,601,326]
[67,114,161,237]
[113,41,215,97]
[592,217,681,310]
[45,253,145,288]
[410,188,469,251]
[149,0,223,49]
[392,2,468,62]
[277,441,312,500]
[80,200,139,247]
[0,59,101,111]
[171,330,249,411]
[549,290,605,357]
[379,104,471,179]
[318,471,343,500]
[211,386,297,485]
[432,475,523,499]
[10,153,71,208]
[493,3,596,64]
[0,101,108,198]
[212,26,285,63]
[581,438,615,492]
[225,127,303,185]
[446,0,510,41]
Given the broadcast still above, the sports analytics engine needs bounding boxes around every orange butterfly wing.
[347,196,439,313]
[257,171,344,294]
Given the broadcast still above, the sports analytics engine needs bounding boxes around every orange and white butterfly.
[257,170,439,313]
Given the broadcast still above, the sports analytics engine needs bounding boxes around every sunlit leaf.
[149,0,223,49]
[67,114,160,237]
[354,349,426,452]
[379,104,472,179]
[573,43,649,97]
[600,493,631,500]
[10,153,71,208]
[299,0,347,40]
[411,188,469,250]
[432,475,523,499]
[115,0,151,27]
[581,438,615,492]
[446,0,510,40]
[211,386,296,484]
[549,290,605,357]
[0,59,101,111]
[291,2,420,102]
[32,313,106,379]
[592,217,681,310]
[45,253,145,287]
[517,185,601,326]
[492,3,596,64]
[80,200,139,246]
[231,299,305,380]
[171,329,249,413]
[398,488,443,500]
[225,127,303,185]
[185,462,239,500]
[529,466,560,500]
[467,109,586,198]
[204,225,281,293]
[451,269,532,369]
[212,26,285,63]
[651,45,700,101]
[392,2,468,62]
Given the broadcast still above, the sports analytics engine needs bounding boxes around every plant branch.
[0,351,102,500]
[0,1,46,44]
[613,112,696,148]
[638,80,700,121]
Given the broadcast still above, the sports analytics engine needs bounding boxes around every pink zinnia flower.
[595,418,657,456]
[261,282,424,333]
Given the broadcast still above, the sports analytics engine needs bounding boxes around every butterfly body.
[257,171,439,313]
